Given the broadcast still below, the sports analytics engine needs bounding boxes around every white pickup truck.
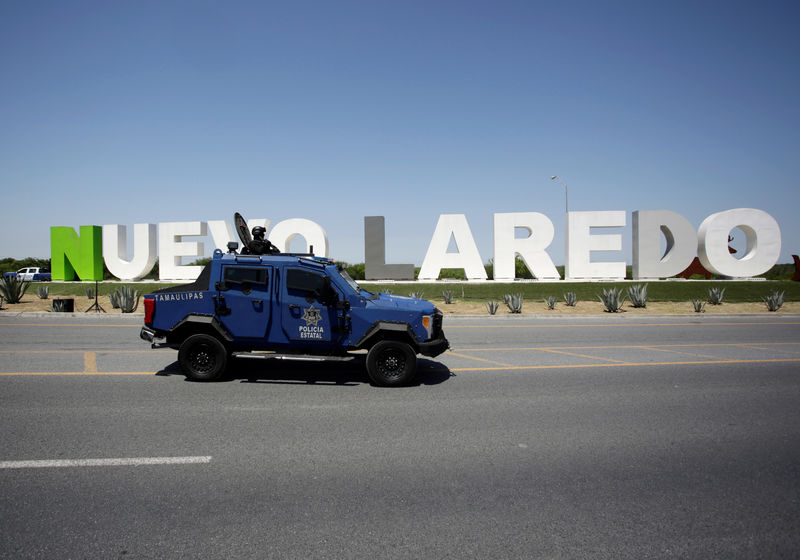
[3,267,52,281]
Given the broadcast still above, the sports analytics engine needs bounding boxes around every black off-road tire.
[178,334,228,381]
[366,340,417,386]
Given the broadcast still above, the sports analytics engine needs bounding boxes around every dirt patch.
[3,293,798,316]
[1,294,144,314]
[425,299,800,315]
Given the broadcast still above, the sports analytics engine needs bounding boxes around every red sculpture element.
[676,257,712,279]
[792,255,800,282]
[675,236,736,279]
[727,235,737,255]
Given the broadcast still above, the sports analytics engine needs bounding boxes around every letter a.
[418,215,487,281]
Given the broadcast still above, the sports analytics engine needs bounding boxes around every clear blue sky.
[1,0,798,266]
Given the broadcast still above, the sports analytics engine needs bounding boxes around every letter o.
[697,209,781,277]
[268,219,329,256]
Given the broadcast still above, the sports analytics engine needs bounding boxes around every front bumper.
[418,330,449,358]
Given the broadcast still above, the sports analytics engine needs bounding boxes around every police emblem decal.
[299,305,324,339]
[302,305,322,326]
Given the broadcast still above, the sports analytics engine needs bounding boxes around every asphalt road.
[1,313,799,559]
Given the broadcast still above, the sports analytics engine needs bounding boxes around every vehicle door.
[281,267,339,343]
[19,268,33,281]
[216,264,273,338]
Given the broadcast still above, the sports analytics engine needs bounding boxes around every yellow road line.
[446,351,515,367]
[0,323,140,328]
[448,323,800,329]
[0,350,173,354]
[455,342,800,352]
[637,346,731,361]
[2,355,800,376]
[451,357,800,372]
[740,345,800,356]
[83,352,97,373]
[533,347,630,363]
[0,372,156,376]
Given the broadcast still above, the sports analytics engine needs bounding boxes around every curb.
[2,311,798,320]
[443,312,800,319]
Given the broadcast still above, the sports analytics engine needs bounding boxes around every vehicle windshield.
[337,267,373,298]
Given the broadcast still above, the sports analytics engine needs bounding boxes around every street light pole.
[551,175,571,280]
[550,175,568,214]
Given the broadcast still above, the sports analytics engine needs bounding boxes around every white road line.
[0,456,212,469]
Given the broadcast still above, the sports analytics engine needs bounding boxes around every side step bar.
[232,352,357,363]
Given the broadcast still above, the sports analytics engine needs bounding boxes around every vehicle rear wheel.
[366,340,417,386]
[178,334,228,381]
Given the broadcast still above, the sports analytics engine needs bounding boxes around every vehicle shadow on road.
[155,357,452,387]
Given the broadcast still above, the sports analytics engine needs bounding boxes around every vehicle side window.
[286,269,326,296]
[223,267,268,288]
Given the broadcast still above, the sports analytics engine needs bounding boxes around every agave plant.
[109,290,121,309]
[563,292,578,307]
[51,299,68,312]
[37,285,49,299]
[442,290,453,304]
[409,290,423,299]
[544,296,557,310]
[692,300,706,313]
[0,295,4,309]
[486,300,499,315]
[708,287,725,305]
[505,293,524,314]
[0,275,31,304]
[628,284,648,308]
[763,290,785,312]
[598,287,626,313]
[85,286,95,300]
[118,286,141,313]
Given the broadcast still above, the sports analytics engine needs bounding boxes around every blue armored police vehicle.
[140,214,448,386]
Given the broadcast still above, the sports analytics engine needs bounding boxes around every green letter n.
[50,226,103,281]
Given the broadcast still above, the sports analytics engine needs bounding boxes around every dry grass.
[3,293,798,315]
[428,299,800,315]
[1,294,141,314]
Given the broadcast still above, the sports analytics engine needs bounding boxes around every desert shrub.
[0,275,30,304]
[598,287,626,313]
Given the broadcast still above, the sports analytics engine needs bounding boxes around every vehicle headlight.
[422,315,433,340]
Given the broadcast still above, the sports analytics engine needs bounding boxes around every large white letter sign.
[698,208,781,277]
[102,224,157,281]
[268,218,329,256]
[493,212,559,281]
[632,210,697,279]
[207,218,270,250]
[364,216,415,280]
[419,214,487,281]
[159,221,207,280]
[565,211,626,279]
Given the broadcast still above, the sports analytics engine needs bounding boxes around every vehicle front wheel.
[178,334,228,381]
[366,340,417,386]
